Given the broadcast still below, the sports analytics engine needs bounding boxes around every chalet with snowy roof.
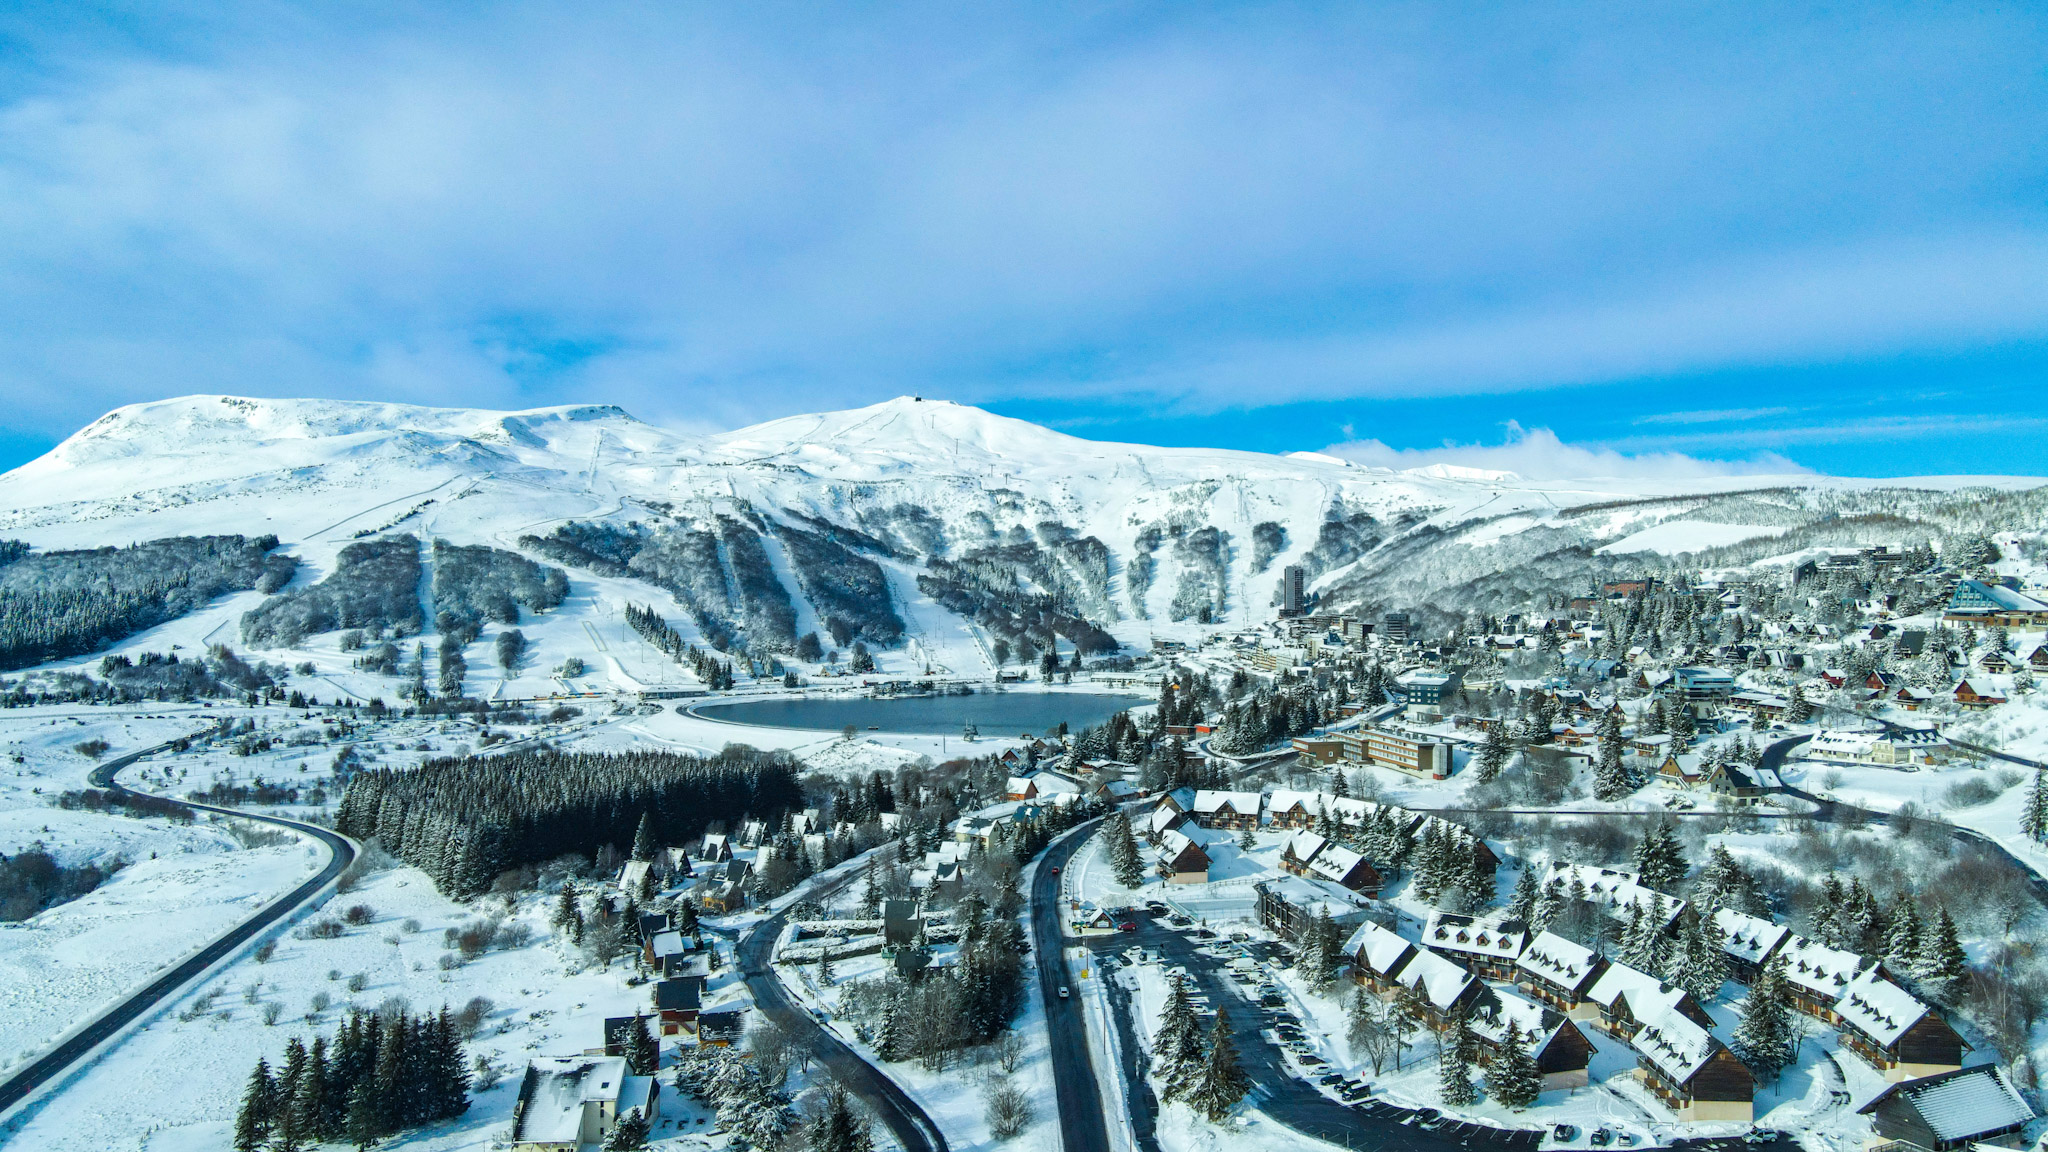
[1346,920,1419,997]
[1466,986,1596,1092]
[1092,779,1141,804]
[1656,752,1721,790]
[511,1056,658,1151]
[1857,1064,2036,1152]
[1155,829,1212,885]
[1979,650,2017,673]
[1833,968,1967,1082]
[1516,930,1606,1018]
[617,859,655,897]
[1266,789,1327,829]
[1585,961,1713,1041]
[1391,945,1485,1029]
[2031,644,2048,669]
[738,820,767,847]
[1542,862,1687,932]
[643,928,696,972]
[1776,935,1868,1024]
[1944,579,2048,628]
[699,833,733,862]
[1190,789,1263,830]
[1728,690,1787,721]
[1629,733,1674,759]
[1895,685,1935,710]
[1304,840,1381,894]
[1954,678,2008,709]
[662,847,693,878]
[1280,830,1329,876]
[1422,910,1528,981]
[1144,803,1190,845]
[1711,908,1789,984]
[1627,998,1754,1122]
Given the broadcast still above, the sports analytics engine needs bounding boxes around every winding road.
[1030,818,1116,1152]
[0,733,358,1120]
[734,869,949,1152]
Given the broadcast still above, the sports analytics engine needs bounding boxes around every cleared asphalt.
[1030,818,1116,1152]
[734,870,949,1152]
[0,734,357,1120]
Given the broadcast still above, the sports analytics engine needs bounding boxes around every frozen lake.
[691,691,1151,736]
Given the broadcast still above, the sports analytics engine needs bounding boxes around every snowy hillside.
[0,394,2041,696]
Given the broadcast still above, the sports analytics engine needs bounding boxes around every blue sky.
[0,3,2043,478]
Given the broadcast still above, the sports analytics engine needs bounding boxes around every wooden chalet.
[1346,920,1418,997]
[1776,935,1866,1024]
[1265,789,1325,829]
[1190,789,1263,831]
[1390,946,1486,1029]
[1656,752,1721,789]
[1711,907,1789,984]
[653,976,703,1036]
[1303,840,1382,894]
[1144,803,1190,845]
[1833,968,1968,1082]
[1466,986,1596,1092]
[1857,1065,2036,1152]
[1154,829,1212,884]
[1515,930,1606,1019]
[1954,679,2008,709]
[1585,961,1713,1040]
[1421,910,1528,982]
[699,833,733,863]
[1279,830,1329,877]
[1628,998,1754,1122]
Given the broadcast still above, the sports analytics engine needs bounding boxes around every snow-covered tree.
[1507,867,1540,924]
[1186,1011,1249,1121]
[1915,907,1968,1003]
[1438,1017,1476,1107]
[1486,1021,1541,1110]
[1731,953,1797,1084]
[1105,813,1147,889]
[2022,769,2048,844]
[606,1107,651,1150]
[1631,825,1687,893]
[1670,916,1728,1004]
[1475,726,1511,782]
[1154,976,1206,1101]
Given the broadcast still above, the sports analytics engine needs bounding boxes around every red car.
[1118,922,1138,932]
[1050,866,1060,874]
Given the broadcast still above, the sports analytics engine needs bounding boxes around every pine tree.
[344,1075,381,1150]
[1884,898,1922,968]
[606,1107,651,1150]
[1631,824,1687,892]
[1593,713,1631,801]
[626,1011,659,1075]
[631,811,658,861]
[1915,907,1968,1003]
[1438,1016,1476,1107]
[1671,916,1727,1003]
[2022,769,2048,844]
[1732,953,1796,1084]
[1786,683,1812,723]
[233,1058,276,1152]
[1237,822,1257,851]
[1105,813,1146,889]
[817,949,836,987]
[1507,867,1540,924]
[876,1000,905,1061]
[1486,1021,1541,1110]
[1475,726,1511,782]
[1186,1010,1249,1121]
[1155,975,1206,1101]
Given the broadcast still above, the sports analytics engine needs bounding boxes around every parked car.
[1553,1124,1578,1142]
[1119,921,1137,931]
[1146,901,1169,913]
[1617,1134,1638,1147]
[1589,1128,1612,1147]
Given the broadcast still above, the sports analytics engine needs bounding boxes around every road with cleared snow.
[1031,818,1115,1152]
[0,734,357,1122]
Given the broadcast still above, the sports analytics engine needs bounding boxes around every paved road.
[734,872,949,1152]
[1029,819,1115,1152]
[0,734,357,1120]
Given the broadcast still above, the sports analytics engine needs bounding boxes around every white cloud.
[1321,422,1810,481]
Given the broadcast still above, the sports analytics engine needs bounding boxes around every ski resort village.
[0,397,2046,1152]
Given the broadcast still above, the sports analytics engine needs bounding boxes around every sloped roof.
[1629,998,1724,1084]
[1517,930,1600,992]
[1283,830,1329,864]
[1307,842,1373,885]
[1396,947,1478,1011]
[513,1056,629,1144]
[1344,920,1416,977]
[1712,907,1788,966]
[1859,1064,2035,1140]
[1586,960,1686,1015]
[1193,789,1262,814]
[1777,934,1865,1000]
[1468,986,1565,1052]
[1423,910,1527,961]
[1834,967,1932,1047]
[1543,862,1686,927]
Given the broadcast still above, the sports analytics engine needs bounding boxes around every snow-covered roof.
[1268,789,1327,816]
[1543,862,1685,926]
[1192,789,1262,815]
[1423,910,1527,961]
[1834,967,1931,1047]
[1711,907,1788,966]
[1628,998,1722,1084]
[1147,806,1188,835]
[1307,842,1372,885]
[1005,775,1034,794]
[1469,986,1562,1050]
[1344,920,1415,977]
[513,1056,630,1145]
[1586,960,1688,1015]
[650,929,690,958]
[1032,771,1085,795]
[1283,830,1329,864]
[1158,828,1205,861]
[1517,930,1600,991]
[1777,934,1865,1000]
[1858,1065,2035,1141]
[1395,946,1478,1011]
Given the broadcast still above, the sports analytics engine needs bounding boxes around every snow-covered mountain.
[0,394,2040,695]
